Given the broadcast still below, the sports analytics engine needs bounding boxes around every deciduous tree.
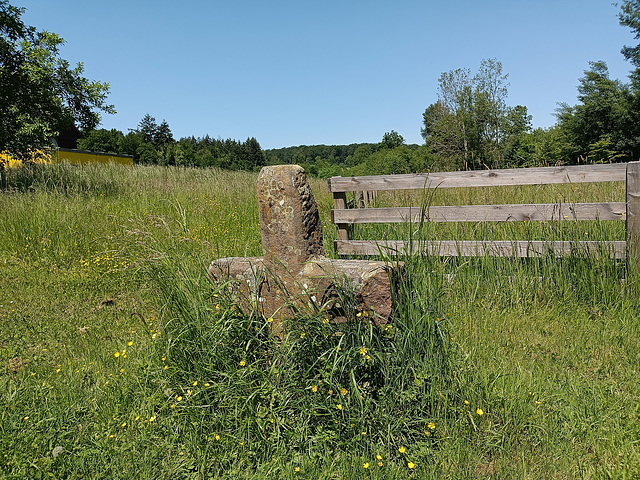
[0,0,114,156]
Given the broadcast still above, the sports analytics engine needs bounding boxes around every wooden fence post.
[332,191,350,243]
[626,161,640,274]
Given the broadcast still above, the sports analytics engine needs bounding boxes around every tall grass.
[1,162,640,479]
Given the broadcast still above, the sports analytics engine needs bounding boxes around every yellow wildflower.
[476,408,483,416]
[408,462,415,469]
[428,422,435,430]
[114,352,120,358]
[239,360,246,367]
[363,463,369,469]
[398,446,406,453]
[340,388,347,395]
[336,404,342,410]
[311,385,318,392]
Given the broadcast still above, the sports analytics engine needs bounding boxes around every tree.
[379,130,405,149]
[154,120,174,148]
[555,61,635,162]
[0,0,114,157]
[421,59,517,169]
[619,0,640,68]
[137,114,158,144]
[77,128,124,154]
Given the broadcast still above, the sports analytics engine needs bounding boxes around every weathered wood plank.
[327,163,628,192]
[332,202,627,224]
[626,162,640,272]
[335,239,627,258]
[332,192,350,242]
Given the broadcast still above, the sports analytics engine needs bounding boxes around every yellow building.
[54,148,133,166]
[1,148,133,167]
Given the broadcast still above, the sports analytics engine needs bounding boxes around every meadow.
[1,162,639,479]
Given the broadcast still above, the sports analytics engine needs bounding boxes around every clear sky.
[15,0,639,149]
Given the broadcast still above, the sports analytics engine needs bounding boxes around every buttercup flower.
[476,408,483,415]
[399,446,406,453]
[408,462,415,469]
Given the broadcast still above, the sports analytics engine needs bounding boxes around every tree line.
[78,114,265,170]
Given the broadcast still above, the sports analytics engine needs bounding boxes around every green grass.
[1,162,639,479]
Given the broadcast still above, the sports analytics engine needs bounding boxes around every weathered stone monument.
[208,165,401,334]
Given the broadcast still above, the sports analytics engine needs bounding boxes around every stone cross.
[208,165,401,334]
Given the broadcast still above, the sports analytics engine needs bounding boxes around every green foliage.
[79,116,266,170]
[264,143,376,169]
[0,0,114,157]
[619,0,640,67]
[556,61,636,163]
[379,130,405,150]
[421,59,533,170]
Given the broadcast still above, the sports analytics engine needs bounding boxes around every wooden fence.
[328,162,640,271]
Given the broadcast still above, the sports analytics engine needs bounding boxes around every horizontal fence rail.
[332,202,627,224]
[335,240,628,259]
[328,162,640,267]
[328,163,628,192]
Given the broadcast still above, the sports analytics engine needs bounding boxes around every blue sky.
[16,0,638,149]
